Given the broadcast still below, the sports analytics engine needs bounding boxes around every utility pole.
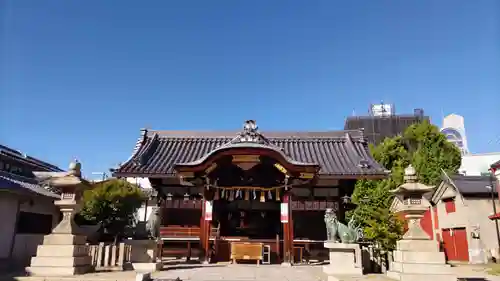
[487,174,500,263]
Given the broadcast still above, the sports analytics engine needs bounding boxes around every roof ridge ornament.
[212,120,289,154]
[227,120,272,145]
[239,120,264,143]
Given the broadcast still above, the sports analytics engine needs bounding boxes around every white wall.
[0,191,59,266]
[11,234,45,266]
[126,177,152,189]
[435,184,500,261]
[136,202,155,222]
[0,193,19,259]
[460,153,500,176]
[126,177,154,223]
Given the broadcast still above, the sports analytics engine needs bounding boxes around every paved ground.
[153,264,390,281]
[152,263,500,281]
[453,265,500,281]
[3,264,500,281]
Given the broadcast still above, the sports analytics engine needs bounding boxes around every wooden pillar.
[282,193,294,264]
[159,198,167,225]
[289,195,294,264]
[200,199,211,263]
[157,198,166,262]
[200,199,207,261]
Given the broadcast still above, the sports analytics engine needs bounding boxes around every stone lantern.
[386,165,457,281]
[392,165,433,240]
[26,160,94,276]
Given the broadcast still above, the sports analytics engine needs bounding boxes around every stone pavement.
[3,264,500,281]
[152,264,391,281]
[452,264,500,281]
[151,263,500,281]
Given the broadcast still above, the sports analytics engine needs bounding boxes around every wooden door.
[442,228,469,262]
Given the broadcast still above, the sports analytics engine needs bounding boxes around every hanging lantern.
[221,189,226,199]
[229,190,234,201]
[245,190,250,200]
[260,191,265,202]
[275,189,280,201]
[253,190,257,200]
[268,190,272,200]
[214,189,219,200]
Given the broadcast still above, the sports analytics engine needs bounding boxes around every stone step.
[393,250,446,264]
[323,264,363,276]
[390,261,452,275]
[387,270,457,281]
[25,265,91,276]
[30,256,91,267]
[396,240,439,252]
[42,234,87,245]
[35,245,89,257]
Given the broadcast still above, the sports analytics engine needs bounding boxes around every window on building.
[10,166,19,173]
[443,198,456,213]
[16,212,53,234]
[0,161,3,170]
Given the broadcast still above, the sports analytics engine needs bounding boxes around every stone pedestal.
[387,165,457,281]
[27,160,94,276]
[323,242,363,281]
[126,240,162,272]
[386,240,457,281]
[26,195,93,276]
[26,234,92,276]
[469,238,487,264]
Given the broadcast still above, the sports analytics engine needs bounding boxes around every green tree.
[348,120,461,250]
[403,121,461,186]
[78,179,146,243]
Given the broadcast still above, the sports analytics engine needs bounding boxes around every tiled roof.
[113,121,387,178]
[0,170,59,198]
[0,144,63,172]
[450,174,493,195]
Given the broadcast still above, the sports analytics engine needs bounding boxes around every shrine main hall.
[111,120,387,264]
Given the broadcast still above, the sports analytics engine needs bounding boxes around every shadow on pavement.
[163,264,226,271]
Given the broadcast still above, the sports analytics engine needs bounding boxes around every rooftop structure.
[344,104,428,145]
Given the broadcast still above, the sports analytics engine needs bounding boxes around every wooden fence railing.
[87,242,132,271]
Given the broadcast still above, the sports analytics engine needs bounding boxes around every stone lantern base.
[386,240,457,281]
[26,233,92,276]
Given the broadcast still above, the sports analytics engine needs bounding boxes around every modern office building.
[441,114,470,156]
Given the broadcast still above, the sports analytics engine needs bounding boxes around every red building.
[393,171,497,263]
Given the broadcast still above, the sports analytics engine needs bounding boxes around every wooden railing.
[87,242,131,271]
[159,226,201,238]
[159,226,202,261]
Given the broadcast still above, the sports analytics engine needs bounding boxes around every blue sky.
[1,0,499,179]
